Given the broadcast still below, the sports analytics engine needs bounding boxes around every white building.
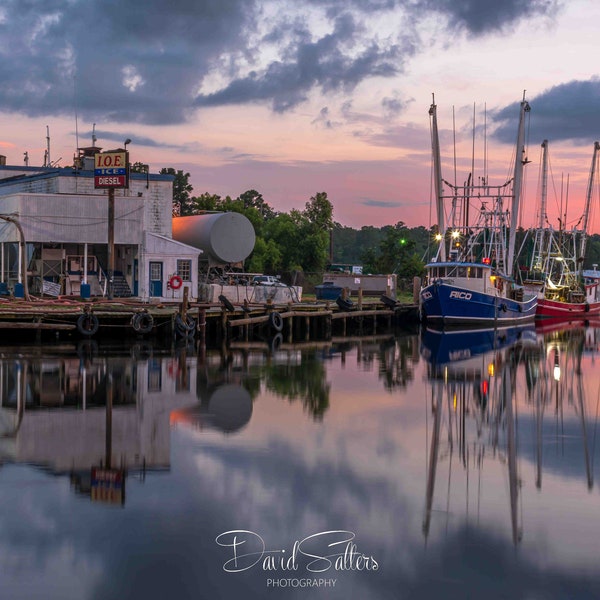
[0,151,201,301]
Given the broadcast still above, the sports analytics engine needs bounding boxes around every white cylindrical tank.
[172,212,256,264]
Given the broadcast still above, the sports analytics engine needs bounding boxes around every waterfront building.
[0,150,201,301]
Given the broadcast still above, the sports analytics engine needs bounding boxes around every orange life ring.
[169,275,183,290]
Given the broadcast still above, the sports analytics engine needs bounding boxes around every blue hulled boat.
[420,96,537,325]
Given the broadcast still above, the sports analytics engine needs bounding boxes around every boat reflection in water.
[420,322,597,546]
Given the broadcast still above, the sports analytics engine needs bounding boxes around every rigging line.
[453,106,457,188]
[484,102,487,186]
[74,72,79,159]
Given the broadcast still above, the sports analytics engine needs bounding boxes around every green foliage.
[160,168,194,216]
[359,221,424,277]
[130,162,149,173]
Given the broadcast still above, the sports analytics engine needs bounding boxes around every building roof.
[0,164,174,187]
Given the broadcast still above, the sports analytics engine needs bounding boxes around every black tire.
[585,302,590,313]
[132,312,154,334]
[218,294,235,312]
[269,311,284,332]
[175,313,196,337]
[380,294,397,308]
[77,313,99,336]
[336,296,354,311]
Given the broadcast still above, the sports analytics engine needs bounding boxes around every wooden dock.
[0,295,420,343]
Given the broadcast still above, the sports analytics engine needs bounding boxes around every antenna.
[74,73,79,155]
[46,125,51,167]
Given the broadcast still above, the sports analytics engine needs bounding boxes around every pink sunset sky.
[1,0,600,232]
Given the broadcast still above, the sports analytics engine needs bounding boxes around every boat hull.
[420,282,537,325]
[536,297,600,319]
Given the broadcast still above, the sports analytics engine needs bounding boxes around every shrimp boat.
[522,141,600,319]
[419,97,538,325]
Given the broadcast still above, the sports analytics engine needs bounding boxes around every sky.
[1,0,600,231]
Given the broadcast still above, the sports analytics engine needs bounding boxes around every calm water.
[1,323,600,600]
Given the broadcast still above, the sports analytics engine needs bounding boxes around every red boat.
[523,141,600,321]
[536,282,600,319]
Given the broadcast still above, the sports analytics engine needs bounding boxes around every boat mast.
[506,96,531,274]
[579,141,600,261]
[538,140,548,230]
[430,96,446,261]
[531,140,549,273]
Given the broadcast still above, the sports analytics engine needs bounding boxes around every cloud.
[362,199,407,208]
[421,0,561,36]
[195,11,407,113]
[0,0,255,125]
[493,79,600,145]
[0,0,562,127]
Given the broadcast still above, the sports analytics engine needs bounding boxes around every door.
[149,261,163,297]
[133,259,138,296]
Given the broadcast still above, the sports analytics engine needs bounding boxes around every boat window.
[457,267,467,277]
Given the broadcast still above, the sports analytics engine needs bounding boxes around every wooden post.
[221,308,228,342]
[413,276,421,305]
[198,308,206,346]
[181,286,189,320]
[358,287,363,310]
[107,187,115,300]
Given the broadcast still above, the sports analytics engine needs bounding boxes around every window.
[177,259,192,282]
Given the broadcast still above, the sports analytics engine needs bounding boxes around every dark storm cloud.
[493,79,600,145]
[0,0,255,125]
[420,0,561,35]
[195,11,406,113]
[0,0,562,126]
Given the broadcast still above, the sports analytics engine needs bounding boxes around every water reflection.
[0,326,599,598]
[420,321,600,548]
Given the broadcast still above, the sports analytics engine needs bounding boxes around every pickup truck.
[252,275,285,286]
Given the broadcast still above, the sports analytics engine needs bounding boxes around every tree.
[361,221,424,277]
[304,192,333,230]
[130,162,149,173]
[160,168,193,216]
[239,189,276,220]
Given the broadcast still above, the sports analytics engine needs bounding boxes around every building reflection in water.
[420,321,599,546]
[0,332,420,505]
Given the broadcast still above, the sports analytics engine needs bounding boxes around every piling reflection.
[420,321,600,546]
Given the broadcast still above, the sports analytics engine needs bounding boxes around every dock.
[0,295,420,343]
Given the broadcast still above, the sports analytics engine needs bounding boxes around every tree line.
[155,168,428,283]
[150,167,600,283]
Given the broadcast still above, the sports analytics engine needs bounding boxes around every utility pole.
[107,187,115,300]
